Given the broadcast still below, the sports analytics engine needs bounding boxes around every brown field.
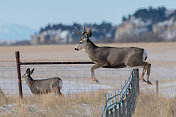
[0,42,176,88]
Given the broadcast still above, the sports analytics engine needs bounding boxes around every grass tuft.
[133,91,176,117]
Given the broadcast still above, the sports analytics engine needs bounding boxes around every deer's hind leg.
[146,62,152,85]
[140,62,152,85]
[140,66,147,82]
[57,90,63,95]
[53,87,63,95]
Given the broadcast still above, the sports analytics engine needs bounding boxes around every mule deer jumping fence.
[102,69,139,117]
[15,51,139,105]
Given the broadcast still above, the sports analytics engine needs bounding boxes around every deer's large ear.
[26,68,30,75]
[87,29,92,38]
[30,68,34,75]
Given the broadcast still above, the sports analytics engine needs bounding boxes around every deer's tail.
[59,79,63,89]
[143,49,148,61]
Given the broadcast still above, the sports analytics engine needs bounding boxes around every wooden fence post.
[15,51,23,99]
[133,69,139,95]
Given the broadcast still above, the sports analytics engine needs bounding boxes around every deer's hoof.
[146,81,152,85]
[93,79,99,84]
[140,79,146,82]
[96,80,99,84]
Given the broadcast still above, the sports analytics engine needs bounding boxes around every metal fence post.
[15,51,23,99]
[156,80,159,94]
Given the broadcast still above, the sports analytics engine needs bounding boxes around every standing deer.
[22,68,63,95]
[73,24,152,85]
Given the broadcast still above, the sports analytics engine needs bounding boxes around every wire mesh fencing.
[0,61,132,96]
[0,62,18,95]
[20,64,132,95]
[102,69,139,117]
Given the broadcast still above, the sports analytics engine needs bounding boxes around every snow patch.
[62,81,112,94]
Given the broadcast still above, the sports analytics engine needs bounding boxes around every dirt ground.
[0,42,176,96]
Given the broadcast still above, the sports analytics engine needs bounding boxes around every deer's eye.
[79,41,82,44]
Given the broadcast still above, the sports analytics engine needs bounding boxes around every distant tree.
[39,28,44,33]
[122,16,127,22]
[37,21,116,44]
[149,6,153,11]
[128,14,131,19]
[133,6,167,24]
[53,24,59,30]
[46,24,51,30]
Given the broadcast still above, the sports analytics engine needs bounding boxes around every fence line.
[102,69,139,117]
[0,63,131,96]
[15,51,132,99]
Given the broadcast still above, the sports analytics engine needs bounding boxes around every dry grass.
[1,90,176,117]
[0,90,106,117]
[0,88,8,105]
[133,91,176,117]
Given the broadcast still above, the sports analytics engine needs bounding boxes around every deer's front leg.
[90,64,104,84]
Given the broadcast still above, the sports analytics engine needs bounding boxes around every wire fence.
[0,64,18,94]
[102,69,139,117]
[0,61,132,96]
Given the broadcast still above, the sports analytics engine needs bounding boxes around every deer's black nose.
[75,48,79,51]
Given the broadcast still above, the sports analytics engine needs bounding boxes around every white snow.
[158,20,173,26]
[62,81,112,94]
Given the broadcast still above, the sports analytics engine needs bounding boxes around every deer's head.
[22,68,34,82]
[73,24,92,51]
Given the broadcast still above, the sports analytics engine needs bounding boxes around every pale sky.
[0,0,176,30]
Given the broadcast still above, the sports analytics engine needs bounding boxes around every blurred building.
[31,29,72,45]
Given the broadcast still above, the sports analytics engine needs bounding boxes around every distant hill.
[33,7,176,45]
[115,7,176,42]
[0,24,35,41]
